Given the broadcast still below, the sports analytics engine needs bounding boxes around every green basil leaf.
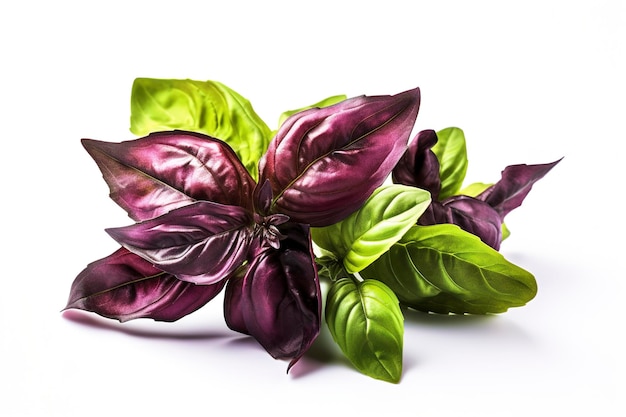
[276,94,347,128]
[311,185,431,274]
[501,222,511,240]
[325,277,404,383]
[130,78,272,181]
[360,224,537,314]
[432,127,468,199]
[458,181,492,197]
[315,256,351,281]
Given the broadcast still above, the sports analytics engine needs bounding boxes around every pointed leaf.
[106,201,253,285]
[257,88,421,226]
[477,159,562,219]
[432,127,468,199]
[392,129,441,198]
[227,223,321,370]
[65,248,225,322]
[276,94,348,128]
[311,185,431,273]
[130,78,272,180]
[325,278,404,383]
[82,131,256,221]
[360,224,537,314]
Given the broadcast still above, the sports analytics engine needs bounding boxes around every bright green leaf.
[325,277,404,383]
[276,94,347,128]
[360,224,537,314]
[432,127,468,199]
[130,78,272,181]
[501,222,511,240]
[458,181,492,197]
[311,185,431,274]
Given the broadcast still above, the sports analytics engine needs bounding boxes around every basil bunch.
[65,78,559,383]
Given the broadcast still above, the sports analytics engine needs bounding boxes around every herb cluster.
[65,78,559,382]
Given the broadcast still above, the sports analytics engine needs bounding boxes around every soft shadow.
[225,334,261,349]
[402,307,498,327]
[289,323,351,379]
[62,310,231,340]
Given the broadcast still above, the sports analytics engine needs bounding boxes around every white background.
[1,1,624,416]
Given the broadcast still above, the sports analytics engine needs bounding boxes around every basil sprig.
[65,77,560,383]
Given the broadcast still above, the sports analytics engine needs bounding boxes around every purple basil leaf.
[106,201,253,285]
[477,159,562,219]
[419,196,503,249]
[257,88,421,226]
[225,223,321,370]
[255,179,273,215]
[223,267,249,335]
[64,248,225,322]
[392,129,441,198]
[443,196,503,250]
[82,130,256,221]
[417,201,450,225]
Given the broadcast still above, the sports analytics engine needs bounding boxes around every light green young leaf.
[432,127,468,199]
[501,222,511,240]
[276,94,347,128]
[458,181,492,197]
[325,277,404,383]
[130,78,272,181]
[360,224,537,314]
[311,185,431,274]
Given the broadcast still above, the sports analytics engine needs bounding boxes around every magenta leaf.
[65,248,225,322]
[224,223,321,370]
[82,131,256,221]
[477,159,562,219]
[257,88,421,226]
[106,201,253,285]
[392,129,441,198]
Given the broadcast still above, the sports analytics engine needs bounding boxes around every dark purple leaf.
[223,268,249,335]
[64,248,225,322]
[106,201,253,285]
[419,196,503,249]
[224,223,321,370]
[82,130,256,221]
[477,159,562,219]
[392,129,441,198]
[444,196,503,250]
[257,88,421,226]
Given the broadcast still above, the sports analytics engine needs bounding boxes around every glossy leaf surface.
[130,78,272,180]
[360,224,537,314]
[65,248,225,322]
[325,278,404,383]
[106,201,253,285]
[224,223,321,370]
[257,88,421,227]
[431,127,468,199]
[311,185,431,273]
[82,131,256,221]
